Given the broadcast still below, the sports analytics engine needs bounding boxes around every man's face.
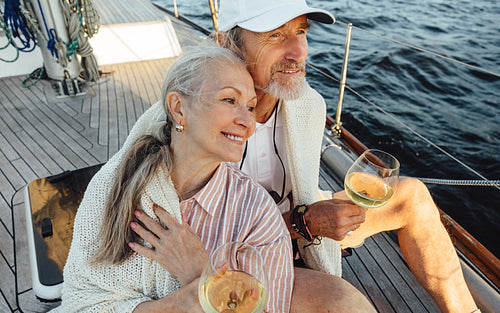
[241,15,309,100]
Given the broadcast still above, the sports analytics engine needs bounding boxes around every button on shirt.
[233,102,293,214]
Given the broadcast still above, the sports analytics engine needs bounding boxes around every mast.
[333,23,353,137]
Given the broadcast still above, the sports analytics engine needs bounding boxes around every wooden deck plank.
[0,201,15,264]
[319,166,343,192]
[0,132,19,161]
[81,92,92,115]
[122,61,148,123]
[112,65,137,131]
[356,237,416,312]
[0,83,81,170]
[0,257,16,312]
[8,78,97,157]
[346,247,397,312]
[365,235,427,311]
[2,129,51,179]
[16,122,75,172]
[89,82,101,129]
[98,75,109,148]
[0,57,180,312]
[112,64,139,135]
[129,61,155,113]
[106,65,130,149]
[8,78,86,139]
[16,131,65,174]
[377,232,441,311]
[0,153,26,191]
[106,67,120,157]
[139,59,164,103]
[0,170,19,206]
[0,85,24,133]
[341,257,377,308]
[10,158,39,189]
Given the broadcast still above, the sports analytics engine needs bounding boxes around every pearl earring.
[175,124,184,133]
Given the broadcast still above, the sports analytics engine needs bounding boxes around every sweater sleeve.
[52,163,180,313]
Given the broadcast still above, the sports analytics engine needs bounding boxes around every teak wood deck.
[0,0,440,311]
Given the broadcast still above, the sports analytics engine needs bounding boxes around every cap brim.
[237,5,335,33]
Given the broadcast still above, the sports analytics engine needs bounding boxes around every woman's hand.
[129,204,209,286]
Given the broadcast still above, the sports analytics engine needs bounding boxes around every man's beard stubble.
[257,61,306,100]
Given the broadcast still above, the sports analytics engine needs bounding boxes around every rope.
[59,0,99,81]
[2,0,37,53]
[62,0,81,58]
[0,14,21,62]
[19,0,48,43]
[22,67,46,87]
[35,0,65,60]
[79,0,100,38]
[417,178,500,187]
[335,20,500,79]
[1,1,46,85]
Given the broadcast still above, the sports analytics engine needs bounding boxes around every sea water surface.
[155,0,500,258]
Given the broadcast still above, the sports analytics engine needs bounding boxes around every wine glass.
[344,149,400,246]
[198,242,268,313]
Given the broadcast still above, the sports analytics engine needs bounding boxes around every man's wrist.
[289,204,314,241]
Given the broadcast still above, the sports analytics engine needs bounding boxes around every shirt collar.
[182,162,229,216]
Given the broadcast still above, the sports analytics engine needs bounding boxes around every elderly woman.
[53,45,293,313]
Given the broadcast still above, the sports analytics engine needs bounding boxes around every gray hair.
[93,45,247,264]
[159,44,248,135]
[217,27,245,60]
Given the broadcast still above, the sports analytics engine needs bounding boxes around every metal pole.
[208,0,218,32]
[333,23,353,137]
[173,0,178,17]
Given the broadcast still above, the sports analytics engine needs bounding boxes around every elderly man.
[216,0,479,312]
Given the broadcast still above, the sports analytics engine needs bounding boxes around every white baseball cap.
[218,0,335,32]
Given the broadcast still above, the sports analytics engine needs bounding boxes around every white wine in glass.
[199,242,268,313]
[344,149,400,209]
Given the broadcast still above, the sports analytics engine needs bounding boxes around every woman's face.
[183,61,257,164]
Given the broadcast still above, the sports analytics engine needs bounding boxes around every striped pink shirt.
[181,162,293,313]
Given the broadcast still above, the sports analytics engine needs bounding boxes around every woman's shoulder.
[223,163,267,193]
[222,163,279,210]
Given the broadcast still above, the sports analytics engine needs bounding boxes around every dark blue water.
[156,0,500,258]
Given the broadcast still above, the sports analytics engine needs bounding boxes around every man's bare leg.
[340,177,478,313]
[291,267,376,313]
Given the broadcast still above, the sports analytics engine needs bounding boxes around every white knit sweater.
[282,83,342,276]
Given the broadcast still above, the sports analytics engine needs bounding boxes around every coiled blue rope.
[1,14,21,62]
[34,0,59,58]
[2,0,36,53]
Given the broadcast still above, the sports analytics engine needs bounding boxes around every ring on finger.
[346,231,353,236]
